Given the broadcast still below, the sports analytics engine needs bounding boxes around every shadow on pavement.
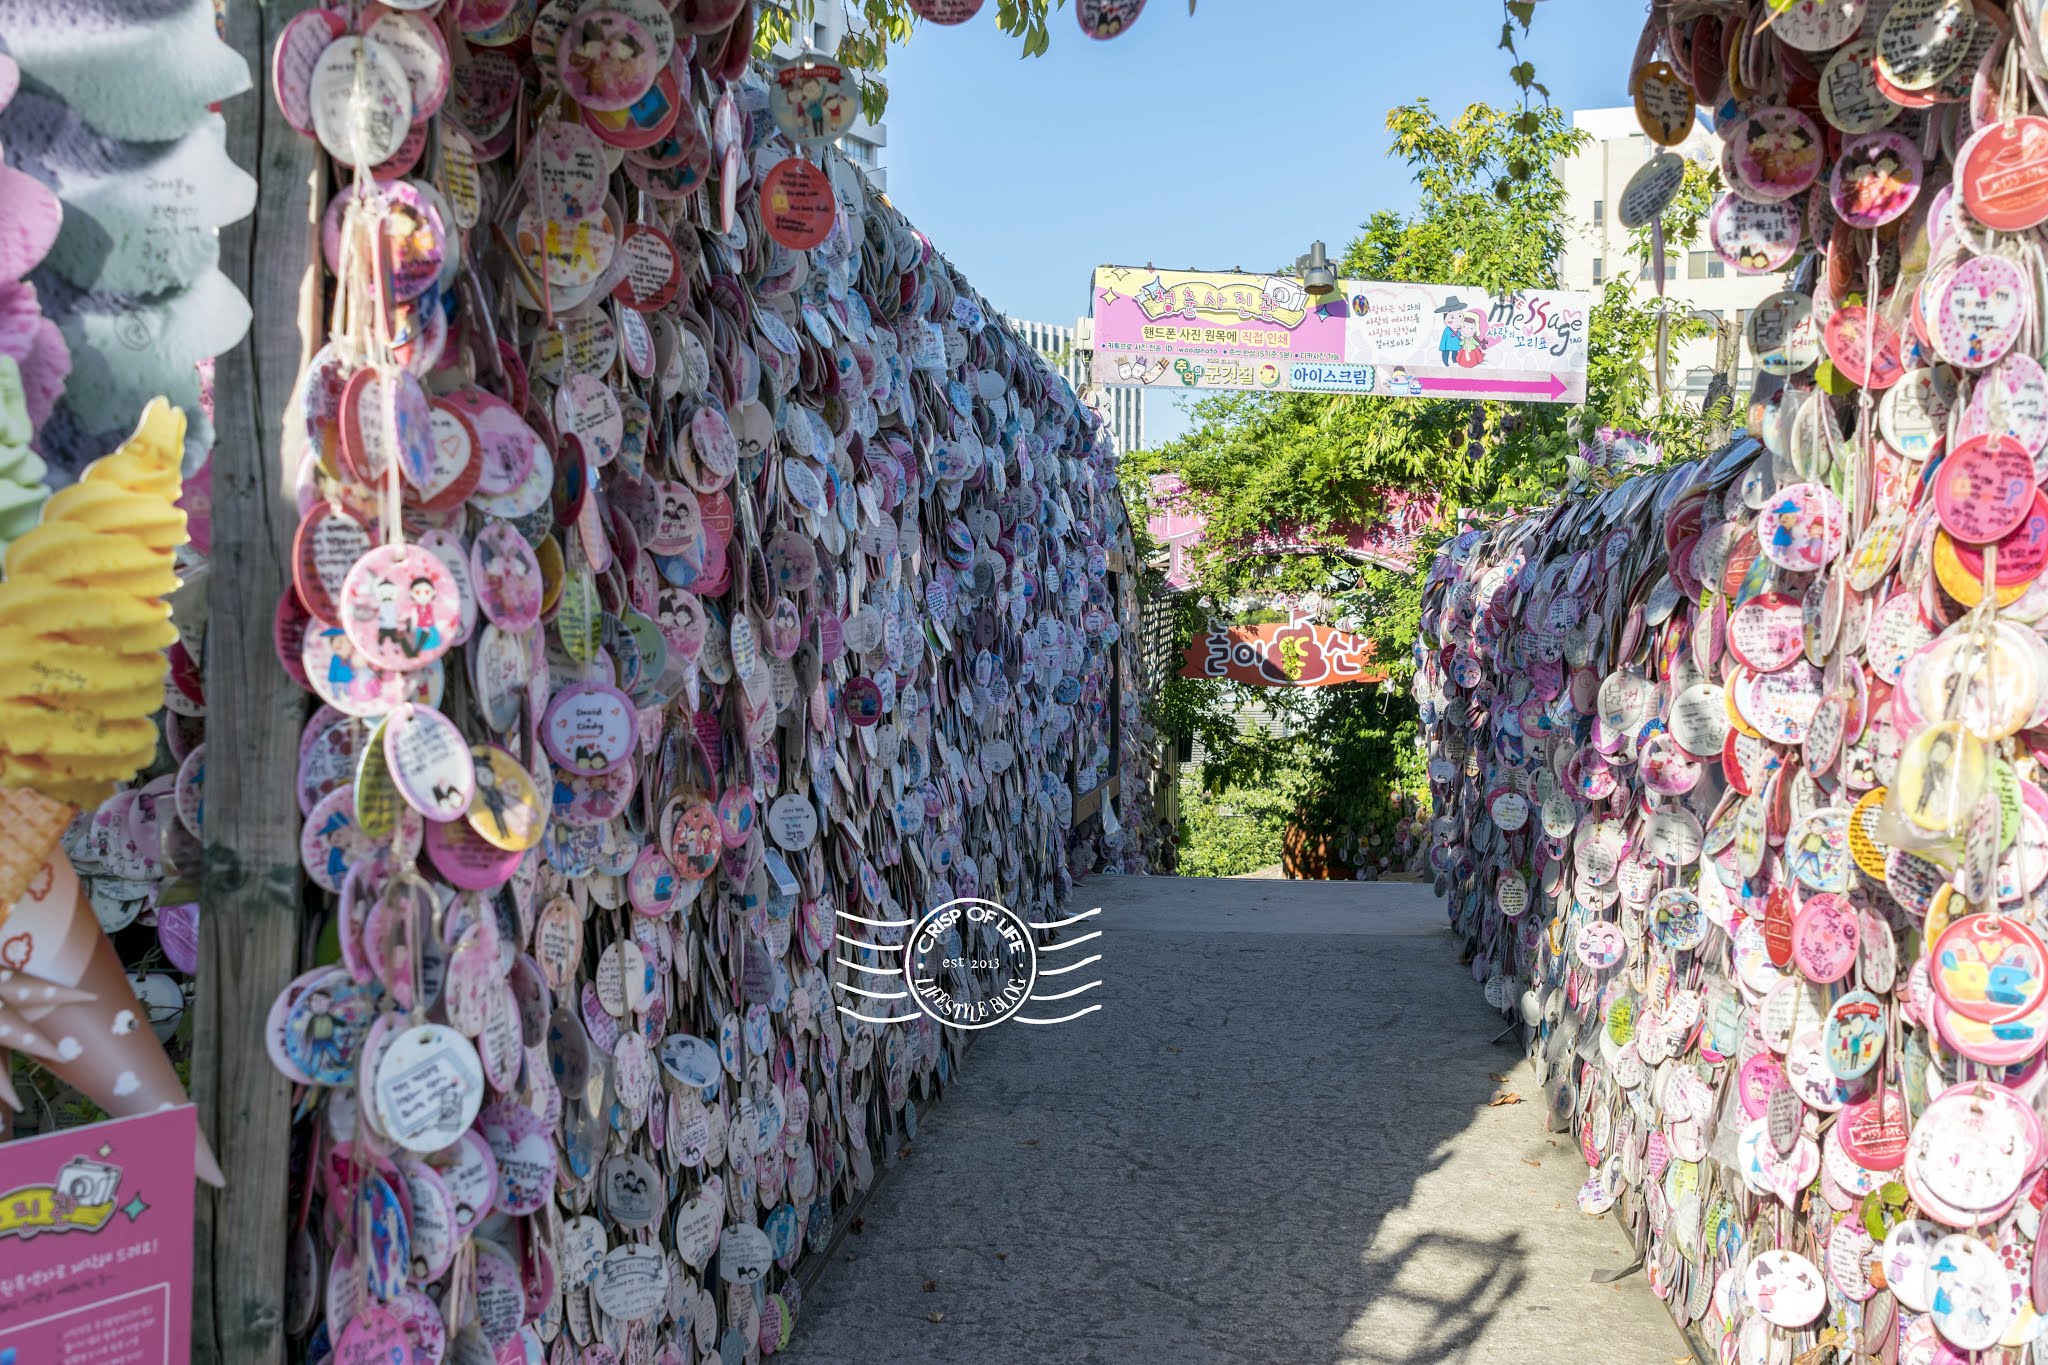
[776,877,1659,1365]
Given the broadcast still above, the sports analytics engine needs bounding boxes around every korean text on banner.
[1181,619,1389,687]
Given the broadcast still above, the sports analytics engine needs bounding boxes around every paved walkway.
[783,877,1687,1365]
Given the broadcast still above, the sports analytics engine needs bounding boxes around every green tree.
[1129,101,1717,590]
[1134,99,1718,874]
[1174,775,1291,879]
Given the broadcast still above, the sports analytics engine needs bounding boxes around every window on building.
[1688,251,1709,280]
[1685,368,1715,398]
[1736,308,1754,337]
[1591,199,1604,225]
[1639,254,1680,281]
[813,21,829,47]
[1591,257,1604,285]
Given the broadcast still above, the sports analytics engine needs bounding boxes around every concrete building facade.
[1007,316,1147,457]
[1556,107,1779,404]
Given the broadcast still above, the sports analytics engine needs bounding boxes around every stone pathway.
[780,876,1689,1365]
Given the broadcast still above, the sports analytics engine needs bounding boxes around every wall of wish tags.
[1416,3,2048,1359]
[1415,437,2048,1364]
[261,3,1139,1361]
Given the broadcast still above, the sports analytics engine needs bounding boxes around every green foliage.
[1175,773,1291,879]
[1134,98,1721,875]
[1148,594,1240,762]
[1288,687,1425,847]
[1578,279,1717,467]
[1376,100,1577,291]
[1496,0,1546,190]
[1169,684,1426,878]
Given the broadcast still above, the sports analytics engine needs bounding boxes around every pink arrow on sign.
[1418,373,1571,401]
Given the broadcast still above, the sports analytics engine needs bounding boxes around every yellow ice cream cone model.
[0,399,188,806]
[0,787,71,908]
[0,404,219,1184]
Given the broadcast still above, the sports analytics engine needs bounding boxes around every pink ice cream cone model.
[0,789,221,1185]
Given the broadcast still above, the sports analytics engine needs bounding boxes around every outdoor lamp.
[1297,241,1336,297]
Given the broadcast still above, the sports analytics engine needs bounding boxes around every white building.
[770,9,888,190]
[1007,316,1147,457]
[1557,107,1777,404]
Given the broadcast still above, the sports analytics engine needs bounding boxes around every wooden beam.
[1070,776,1119,829]
[194,4,318,1361]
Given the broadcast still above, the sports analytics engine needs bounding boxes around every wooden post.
[194,3,319,1360]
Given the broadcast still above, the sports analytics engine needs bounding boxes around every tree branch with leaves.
[1132,98,1720,874]
[754,0,1198,121]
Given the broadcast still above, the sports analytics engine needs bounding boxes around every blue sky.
[874,0,1651,444]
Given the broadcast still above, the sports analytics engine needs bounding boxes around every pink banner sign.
[1091,266,1589,401]
[0,1106,197,1365]
[1147,474,1204,589]
[1146,477,1440,589]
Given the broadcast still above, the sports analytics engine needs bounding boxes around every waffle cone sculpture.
[0,398,186,807]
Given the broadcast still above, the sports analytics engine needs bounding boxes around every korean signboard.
[1181,618,1389,687]
[0,1107,198,1365]
[1090,266,1590,402]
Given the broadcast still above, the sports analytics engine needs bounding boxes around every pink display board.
[0,1107,197,1365]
